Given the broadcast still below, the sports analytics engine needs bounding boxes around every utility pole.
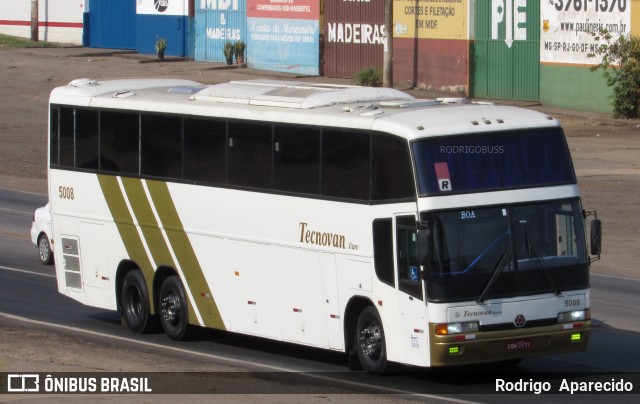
[382,0,393,88]
[30,0,38,41]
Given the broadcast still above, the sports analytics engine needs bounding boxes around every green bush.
[589,28,640,118]
[354,66,382,87]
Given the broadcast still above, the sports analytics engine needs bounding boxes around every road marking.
[592,273,640,282]
[0,206,34,215]
[0,311,478,403]
[0,265,55,278]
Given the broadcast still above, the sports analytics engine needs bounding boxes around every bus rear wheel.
[159,275,191,340]
[355,306,388,373]
[121,269,155,333]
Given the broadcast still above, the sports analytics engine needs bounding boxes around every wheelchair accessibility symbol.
[409,266,419,282]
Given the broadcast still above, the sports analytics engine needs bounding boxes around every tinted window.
[274,126,320,194]
[50,108,59,166]
[100,111,139,174]
[75,109,99,169]
[141,114,182,178]
[412,129,576,196]
[228,122,272,188]
[373,218,394,287]
[372,134,414,200]
[59,108,75,167]
[397,215,422,300]
[184,118,226,184]
[322,130,370,200]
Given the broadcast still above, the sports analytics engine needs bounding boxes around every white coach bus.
[48,78,601,372]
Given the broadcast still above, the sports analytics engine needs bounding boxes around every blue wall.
[136,14,188,57]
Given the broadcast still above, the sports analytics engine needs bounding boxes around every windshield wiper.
[477,241,511,304]
[523,226,561,295]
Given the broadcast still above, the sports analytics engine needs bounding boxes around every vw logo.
[513,314,526,328]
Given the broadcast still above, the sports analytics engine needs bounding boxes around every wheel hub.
[359,323,382,361]
[161,293,179,323]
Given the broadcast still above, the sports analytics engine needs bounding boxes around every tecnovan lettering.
[299,222,346,249]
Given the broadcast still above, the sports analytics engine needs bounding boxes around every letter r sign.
[434,162,452,192]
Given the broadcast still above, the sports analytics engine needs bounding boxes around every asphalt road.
[1,188,639,402]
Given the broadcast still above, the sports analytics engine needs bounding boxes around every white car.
[30,203,54,265]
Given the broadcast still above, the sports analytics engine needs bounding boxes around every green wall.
[540,64,613,113]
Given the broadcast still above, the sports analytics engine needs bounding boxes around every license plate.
[506,339,532,351]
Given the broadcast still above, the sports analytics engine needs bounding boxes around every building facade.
[2,0,639,113]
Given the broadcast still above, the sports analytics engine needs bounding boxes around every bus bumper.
[429,321,590,367]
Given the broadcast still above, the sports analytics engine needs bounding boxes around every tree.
[589,28,640,118]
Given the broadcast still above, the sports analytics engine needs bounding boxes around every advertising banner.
[137,0,188,16]
[195,0,247,62]
[541,0,631,65]
[393,0,468,40]
[247,0,320,75]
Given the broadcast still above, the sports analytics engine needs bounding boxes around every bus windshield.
[412,128,576,196]
[422,199,589,303]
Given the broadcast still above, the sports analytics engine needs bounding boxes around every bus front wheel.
[121,270,154,333]
[355,306,388,373]
[159,275,191,340]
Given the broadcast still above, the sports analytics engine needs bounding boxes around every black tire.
[159,275,192,341]
[37,234,53,265]
[121,270,155,333]
[355,306,388,373]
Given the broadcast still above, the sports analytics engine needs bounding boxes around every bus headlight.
[557,309,590,323]
[435,321,479,335]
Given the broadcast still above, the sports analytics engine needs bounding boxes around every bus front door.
[395,214,430,366]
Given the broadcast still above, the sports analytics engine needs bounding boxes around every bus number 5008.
[59,186,75,200]
[564,299,580,307]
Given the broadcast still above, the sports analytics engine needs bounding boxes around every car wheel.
[37,234,53,265]
[159,275,192,341]
[355,306,388,373]
[121,270,156,333]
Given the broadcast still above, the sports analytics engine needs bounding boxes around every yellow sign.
[393,0,468,40]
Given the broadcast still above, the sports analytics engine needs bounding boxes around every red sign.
[247,0,319,19]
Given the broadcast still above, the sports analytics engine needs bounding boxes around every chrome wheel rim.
[359,322,383,363]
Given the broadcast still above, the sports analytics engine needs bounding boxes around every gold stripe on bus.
[145,179,226,331]
[119,177,201,325]
[120,177,175,269]
[97,174,156,314]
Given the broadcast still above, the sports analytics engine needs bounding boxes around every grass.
[0,33,60,48]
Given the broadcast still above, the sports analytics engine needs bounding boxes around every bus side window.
[274,126,320,195]
[50,107,59,167]
[396,216,423,300]
[321,130,370,200]
[373,218,394,287]
[141,113,182,179]
[183,118,226,184]
[75,109,99,170]
[227,122,272,189]
[59,107,75,168]
[100,111,139,174]
[372,134,414,201]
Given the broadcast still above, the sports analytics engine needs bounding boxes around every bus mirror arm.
[584,210,602,262]
[417,226,430,267]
